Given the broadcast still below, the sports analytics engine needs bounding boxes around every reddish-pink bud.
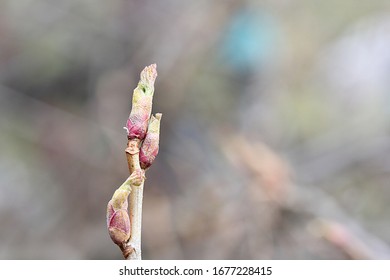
[107,207,131,246]
[126,114,149,140]
[106,179,132,246]
[107,201,130,245]
[140,113,162,169]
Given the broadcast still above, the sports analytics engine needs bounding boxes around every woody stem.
[123,139,144,260]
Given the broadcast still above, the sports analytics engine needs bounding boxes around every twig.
[124,140,144,259]
[107,64,161,260]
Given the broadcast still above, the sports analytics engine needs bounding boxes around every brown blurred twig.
[220,133,390,259]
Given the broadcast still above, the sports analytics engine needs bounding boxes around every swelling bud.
[107,206,131,246]
[126,64,157,140]
[106,178,132,246]
[140,113,162,169]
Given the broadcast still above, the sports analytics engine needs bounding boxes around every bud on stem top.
[126,64,157,140]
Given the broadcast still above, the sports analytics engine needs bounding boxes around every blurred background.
[1,0,390,259]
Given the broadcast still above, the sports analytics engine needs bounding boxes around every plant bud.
[140,113,162,169]
[106,177,132,245]
[107,206,130,246]
[126,114,149,140]
[126,64,157,140]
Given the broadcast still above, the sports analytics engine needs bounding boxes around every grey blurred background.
[1,0,390,259]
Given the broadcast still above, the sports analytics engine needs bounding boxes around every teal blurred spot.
[220,9,279,73]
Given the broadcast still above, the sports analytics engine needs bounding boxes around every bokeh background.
[1,0,390,259]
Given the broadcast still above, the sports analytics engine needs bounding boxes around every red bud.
[140,113,162,169]
[107,207,131,246]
